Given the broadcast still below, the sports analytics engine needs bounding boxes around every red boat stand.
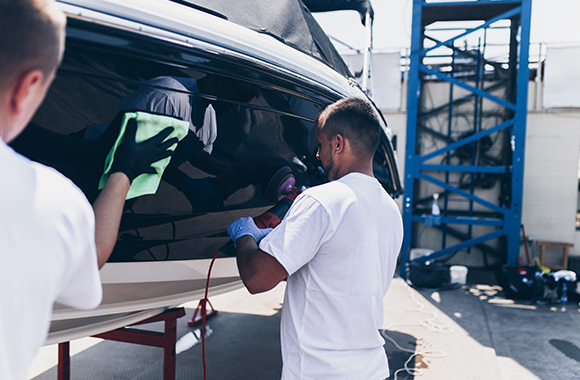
[188,298,218,327]
[57,307,186,380]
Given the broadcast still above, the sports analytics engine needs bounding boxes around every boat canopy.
[172,0,353,78]
[303,0,374,25]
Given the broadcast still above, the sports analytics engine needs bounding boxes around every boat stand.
[188,298,218,327]
[57,307,186,380]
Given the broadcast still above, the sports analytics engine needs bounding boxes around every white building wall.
[382,112,406,213]
[522,111,580,254]
[543,47,580,108]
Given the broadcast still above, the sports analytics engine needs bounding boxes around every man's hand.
[228,217,273,247]
[111,118,177,183]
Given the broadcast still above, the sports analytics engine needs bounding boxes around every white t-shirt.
[119,76,217,156]
[0,140,102,380]
[260,173,403,380]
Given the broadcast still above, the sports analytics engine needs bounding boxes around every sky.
[313,0,580,58]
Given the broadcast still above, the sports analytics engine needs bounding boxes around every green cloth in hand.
[98,111,189,199]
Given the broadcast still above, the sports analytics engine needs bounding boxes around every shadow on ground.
[34,308,283,380]
[410,268,580,380]
[383,330,417,380]
[34,306,417,380]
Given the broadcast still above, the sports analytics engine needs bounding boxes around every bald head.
[0,0,66,93]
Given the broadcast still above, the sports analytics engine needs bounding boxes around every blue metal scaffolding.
[401,0,532,276]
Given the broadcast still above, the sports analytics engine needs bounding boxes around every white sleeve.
[54,190,102,310]
[259,194,334,276]
[197,104,217,155]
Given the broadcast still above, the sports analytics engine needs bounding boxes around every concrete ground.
[30,270,580,380]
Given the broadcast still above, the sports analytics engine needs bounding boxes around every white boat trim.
[58,0,362,100]
[52,258,242,320]
[46,308,166,345]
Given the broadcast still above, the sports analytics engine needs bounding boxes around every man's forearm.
[235,236,288,294]
[236,236,261,289]
[90,120,176,268]
[93,172,131,269]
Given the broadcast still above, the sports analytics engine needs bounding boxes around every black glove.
[110,118,177,183]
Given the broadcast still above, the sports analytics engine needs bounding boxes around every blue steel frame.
[401,0,532,277]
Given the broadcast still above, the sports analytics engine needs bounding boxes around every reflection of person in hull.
[0,1,176,378]
[97,74,258,211]
[11,70,292,213]
[227,98,403,379]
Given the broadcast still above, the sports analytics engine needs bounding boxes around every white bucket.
[450,265,468,285]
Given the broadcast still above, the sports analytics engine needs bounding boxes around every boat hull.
[10,0,402,344]
[48,259,242,344]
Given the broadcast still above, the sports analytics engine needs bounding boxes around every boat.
[10,0,402,344]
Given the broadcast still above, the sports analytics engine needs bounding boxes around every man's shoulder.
[299,180,356,212]
[3,143,92,214]
[34,163,93,217]
[32,161,84,191]
[302,173,397,214]
[302,180,345,199]
[304,174,366,200]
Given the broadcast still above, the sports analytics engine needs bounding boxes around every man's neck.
[335,162,374,180]
[0,120,10,143]
[0,122,19,144]
[0,98,19,143]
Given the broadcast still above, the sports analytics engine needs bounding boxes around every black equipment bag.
[409,261,450,288]
[497,265,540,299]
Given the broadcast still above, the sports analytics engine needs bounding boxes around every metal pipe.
[443,47,456,250]
[361,12,372,94]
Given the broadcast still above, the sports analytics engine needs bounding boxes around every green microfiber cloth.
[98,111,189,200]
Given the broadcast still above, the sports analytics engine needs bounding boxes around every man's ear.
[334,134,345,154]
[10,69,44,114]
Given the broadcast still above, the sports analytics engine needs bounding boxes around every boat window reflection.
[9,41,333,262]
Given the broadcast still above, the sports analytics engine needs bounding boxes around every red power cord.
[201,248,221,380]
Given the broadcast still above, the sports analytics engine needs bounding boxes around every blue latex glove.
[227,217,273,247]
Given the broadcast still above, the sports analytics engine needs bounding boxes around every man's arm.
[235,235,288,294]
[228,217,288,294]
[93,118,177,268]
[93,172,130,269]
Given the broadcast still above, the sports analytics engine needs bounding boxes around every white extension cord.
[382,281,451,380]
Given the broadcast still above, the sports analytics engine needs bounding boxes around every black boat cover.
[303,0,374,25]
[173,0,353,78]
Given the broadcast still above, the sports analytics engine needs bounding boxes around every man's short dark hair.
[0,0,66,91]
[317,97,381,158]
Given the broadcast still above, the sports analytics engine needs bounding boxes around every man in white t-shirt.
[0,1,177,379]
[228,97,403,379]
